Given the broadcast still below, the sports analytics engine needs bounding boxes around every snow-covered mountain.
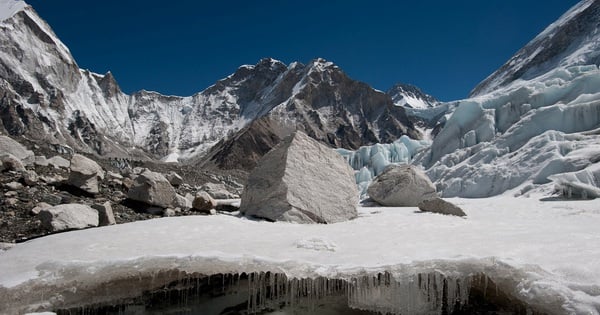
[0,1,420,165]
[470,0,600,96]
[387,83,438,109]
[421,0,600,198]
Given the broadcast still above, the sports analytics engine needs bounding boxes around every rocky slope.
[0,2,421,168]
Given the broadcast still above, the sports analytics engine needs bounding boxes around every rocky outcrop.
[367,164,437,207]
[67,154,104,194]
[240,131,358,224]
[127,170,176,208]
[418,198,466,217]
[38,204,99,232]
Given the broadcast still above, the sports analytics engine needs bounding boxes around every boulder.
[92,201,116,226]
[38,204,99,232]
[0,135,34,165]
[34,156,49,167]
[127,170,176,208]
[367,164,437,207]
[47,156,70,169]
[163,208,176,217]
[174,194,192,210]
[4,181,23,190]
[165,172,184,187]
[192,191,217,212]
[30,202,52,216]
[418,198,467,217]
[201,182,238,199]
[240,131,359,224]
[21,170,38,186]
[68,154,104,194]
[0,154,25,172]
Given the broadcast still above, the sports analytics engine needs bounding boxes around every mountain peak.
[0,0,26,22]
[308,58,337,71]
[387,83,439,109]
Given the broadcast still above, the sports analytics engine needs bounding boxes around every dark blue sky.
[27,0,579,101]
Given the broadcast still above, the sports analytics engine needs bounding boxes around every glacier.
[0,196,599,313]
[421,64,600,198]
[336,135,430,197]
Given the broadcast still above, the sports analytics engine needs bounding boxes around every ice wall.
[422,65,600,197]
[336,135,430,197]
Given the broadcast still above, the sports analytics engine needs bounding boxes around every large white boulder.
[127,170,176,208]
[38,204,99,232]
[367,164,437,206]
[0,135,34,165]
[67,154,104,194]
[240,131,358,224]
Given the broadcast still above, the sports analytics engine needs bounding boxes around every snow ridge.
[0,0,26,21]
[471,0,600,96]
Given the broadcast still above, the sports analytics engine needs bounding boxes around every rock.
[192,191,217,212]
[0,154,25,172]
[21,170,38,186]
[367,164,438,207]
[165,172,184,187]
[68,154,105,194]
[47,156,70,169]
[127,170,177,208]
[30,202,52,215]
[92,201,116,226]
[34,156,49,167]
[38,204,99,232]
[240,131,359,224]
[0,160,3,172]
[4,191,18,197]
[418,198,467,217]
[0,135,34,165]
[146,207,164,215]
[5,198,18,206]
[122,177,134,190]
[41,194,62,205]
[174,194,192,210]
[215,199,240,212]
[107,171,123,180]
[4,181,23,190]
[163,208,176,217]
[201,182,238,199]
[209,209,217,215]
[40,174,65,185]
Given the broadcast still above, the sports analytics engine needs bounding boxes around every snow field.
[0,196,599,313]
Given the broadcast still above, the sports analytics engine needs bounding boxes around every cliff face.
[0,4,420,166]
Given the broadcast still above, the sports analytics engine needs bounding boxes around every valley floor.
[0,194,599,313]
